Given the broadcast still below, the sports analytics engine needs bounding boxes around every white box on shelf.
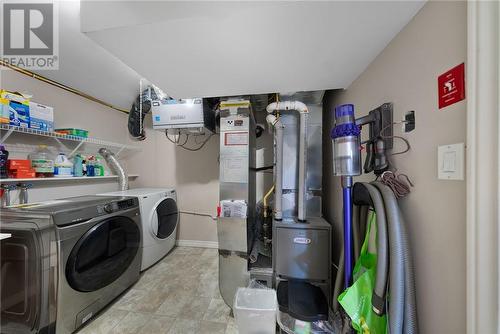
[29,102,54,132]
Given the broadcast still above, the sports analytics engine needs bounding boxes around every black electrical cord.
[379,121,411,156]
[179,133,214,151]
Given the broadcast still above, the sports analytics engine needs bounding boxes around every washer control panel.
[97,198,137,214]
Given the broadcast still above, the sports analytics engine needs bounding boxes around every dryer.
[99,188,179,271]
[1,196,142,334]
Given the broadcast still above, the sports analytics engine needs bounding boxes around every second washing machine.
[99,188,179,271]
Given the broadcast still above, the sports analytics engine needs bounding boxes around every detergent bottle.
[54,153,73,177]
[73,154,83,177]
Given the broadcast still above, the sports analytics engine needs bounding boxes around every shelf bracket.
[0,128,14,143]
[68,141,84,158]
[116,144,126,157]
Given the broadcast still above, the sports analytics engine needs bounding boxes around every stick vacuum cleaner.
[331,104,361,288]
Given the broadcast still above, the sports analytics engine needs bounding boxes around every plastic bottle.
[29,145,54,177]
[95,155,105,176]
[0,145,9,179]
[86,155,96,177]
[54,153,73,177]
[73,154,83,177]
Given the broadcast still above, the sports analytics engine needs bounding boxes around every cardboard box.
[0,90,31,128]
[7,159,31,170]
[29,102,54,132]
[0,96,9,124]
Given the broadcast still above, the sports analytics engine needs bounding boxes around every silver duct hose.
[249,240,260,264]
[98,148,129,191]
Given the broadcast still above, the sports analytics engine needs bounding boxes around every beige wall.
[0,68,137,203]
[1,68,220,243]
[323,2,466,333]
[127,122,220,243]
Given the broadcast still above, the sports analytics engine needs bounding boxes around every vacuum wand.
[342,176,354,288]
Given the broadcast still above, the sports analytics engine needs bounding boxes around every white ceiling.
[81,1,425,99]
[34,1,142,110]
[28,1,425,110]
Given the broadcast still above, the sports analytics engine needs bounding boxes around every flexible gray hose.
[371,182,405,333]
[332,244,344,313]
[374,182,418,334]
[374,182,418,333]
[352,205,361,262]
[362,183,389,316]
[359,205,368,243]
[99,148,128,191]
[398,206,418,334]
[249,239,260,264]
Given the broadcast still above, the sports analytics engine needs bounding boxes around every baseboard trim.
[176,239,219,249]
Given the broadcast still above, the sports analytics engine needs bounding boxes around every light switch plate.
[438,143,464,180]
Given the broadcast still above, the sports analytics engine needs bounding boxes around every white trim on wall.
[466,1,500,333]
[176,239,219,249]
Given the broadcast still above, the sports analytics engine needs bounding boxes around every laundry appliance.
[0,207,58,333]
[99,188,179,271]
[1,196,142,334]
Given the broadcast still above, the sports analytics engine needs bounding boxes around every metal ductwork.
[99,148,128,191]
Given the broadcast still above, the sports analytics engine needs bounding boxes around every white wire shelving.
[0,174,139,184]
[0,124,140,158]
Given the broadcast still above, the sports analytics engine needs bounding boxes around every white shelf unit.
[0,124,140,158]
[0,174,139,184]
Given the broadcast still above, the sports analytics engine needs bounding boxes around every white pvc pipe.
[266,114,284,220]
[266,101,308,221]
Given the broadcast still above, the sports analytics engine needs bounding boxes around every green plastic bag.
[338,212,387,334]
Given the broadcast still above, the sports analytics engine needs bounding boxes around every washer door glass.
[65,216,140,292]
[152,198,178,240]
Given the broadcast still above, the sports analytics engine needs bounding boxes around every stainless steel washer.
[2,196,142,334]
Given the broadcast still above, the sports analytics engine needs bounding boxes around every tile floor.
[77,246,238,334]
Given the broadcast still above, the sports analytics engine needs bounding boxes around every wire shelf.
[0,124,140,157]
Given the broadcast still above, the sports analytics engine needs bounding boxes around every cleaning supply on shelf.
[95,154,105,176]
[29,145,54,177]
[29,102,54,132]
[1,90,31,127]
[54,153,73,177]
[0,145,9,178]
[86,155,96,177]
[54,128,88,138]
[73,154,84,177]
[7,159,36,179]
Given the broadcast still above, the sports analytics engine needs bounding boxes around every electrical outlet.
[404,111,415,132]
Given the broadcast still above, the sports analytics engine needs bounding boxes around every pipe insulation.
[266,114,284,220]
[99,148,129,191]
[266,101,308,221]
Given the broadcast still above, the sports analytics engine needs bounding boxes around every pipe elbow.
[266,101,308,114]
[266,102,278,114]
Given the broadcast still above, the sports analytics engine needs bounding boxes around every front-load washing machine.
[1,196,142,334]
[99,188,179,271]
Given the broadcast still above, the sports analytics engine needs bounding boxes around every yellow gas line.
[262,184,275,218]
[0,60,129,114]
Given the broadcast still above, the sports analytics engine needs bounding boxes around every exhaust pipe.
[98,148,129,191]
